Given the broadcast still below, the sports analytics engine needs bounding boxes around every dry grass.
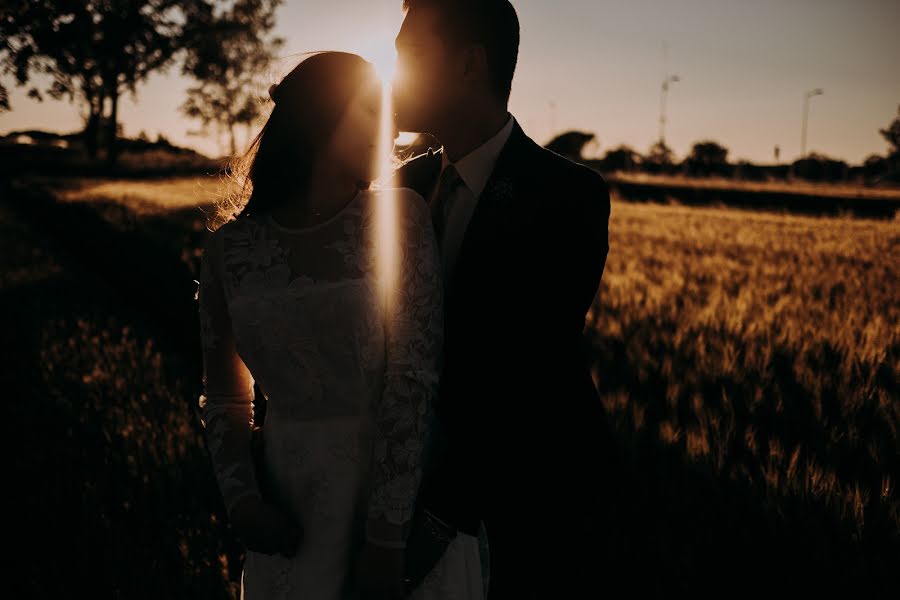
[587,200,899,581]
[608,171,900,200]
[32,174,227,216]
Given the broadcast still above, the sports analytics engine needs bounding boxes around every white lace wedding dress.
[196,187,485,599]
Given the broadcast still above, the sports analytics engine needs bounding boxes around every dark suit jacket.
[392,120,613,536]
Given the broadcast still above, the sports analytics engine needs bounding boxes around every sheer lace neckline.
[264,189,365,234]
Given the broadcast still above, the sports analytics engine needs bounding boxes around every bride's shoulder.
[204,214,263,257]
[362,188,432,238]
[366,186,425,202]
[213,213,263,238]
[366,186,429,215]
[379,187,431,227]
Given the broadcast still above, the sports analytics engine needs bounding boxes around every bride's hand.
[354,542,406,600]
[228,494,302,557]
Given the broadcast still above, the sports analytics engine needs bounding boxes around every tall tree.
[181,0,283,157]
[646,140,674,165]
[602,145,642,172]
[684,140,730,177]
[0,1,212,166]
[879,104,900,158]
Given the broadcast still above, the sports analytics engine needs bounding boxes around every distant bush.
[643,140,678,175]
[681,140,731,177]
[791,153,850,182]
[601,145,642,172]
[0,132,221,178]
[545,130,596,162]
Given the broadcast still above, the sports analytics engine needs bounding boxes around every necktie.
[431,164,462,251]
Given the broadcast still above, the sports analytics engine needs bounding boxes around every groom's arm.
[403,374,491,592]
[412,412,481,534]
[549,163,610,337]
[401,410,465,593]
[412,161,612,518]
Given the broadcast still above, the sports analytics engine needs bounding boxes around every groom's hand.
[251,425,277,501]
[402,507,457,594]
[229,493,303,558]
[354,543,405,600]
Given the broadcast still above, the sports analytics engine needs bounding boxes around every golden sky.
[1,0,898,164]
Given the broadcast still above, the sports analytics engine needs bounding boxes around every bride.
[196,51,483,599]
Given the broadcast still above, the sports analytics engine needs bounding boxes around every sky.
[2,0,898,164]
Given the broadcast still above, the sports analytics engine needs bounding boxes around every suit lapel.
[390,124,536,298]
[445,122,530,295]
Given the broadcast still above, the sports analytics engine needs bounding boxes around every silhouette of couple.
[196,1,613,598]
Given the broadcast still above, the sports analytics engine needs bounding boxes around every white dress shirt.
[429,113,516,283]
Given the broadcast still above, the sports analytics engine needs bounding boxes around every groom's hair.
[403,0,520,102]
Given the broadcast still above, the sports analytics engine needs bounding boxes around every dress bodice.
[196,187,444,550]
[219,190,386,421]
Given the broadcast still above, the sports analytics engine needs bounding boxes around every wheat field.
[587,200,899,568]
[5,176,899,595]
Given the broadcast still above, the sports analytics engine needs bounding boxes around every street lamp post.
[659,74,680,145]
[801,88,823,158]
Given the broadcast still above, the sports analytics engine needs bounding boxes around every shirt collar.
[440,113,515,199]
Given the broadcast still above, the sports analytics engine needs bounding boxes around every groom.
[391,0,616,597]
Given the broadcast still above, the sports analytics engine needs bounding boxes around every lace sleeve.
[365,190,444,548]
[196,227,261,516]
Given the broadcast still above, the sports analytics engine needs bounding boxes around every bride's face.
[323,77,395,183]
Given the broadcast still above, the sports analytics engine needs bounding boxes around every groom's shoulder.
[512,127,608,198]
[512,134,610,224]
[534,144,609,197]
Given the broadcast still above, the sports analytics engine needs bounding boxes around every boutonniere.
[485,177,514,202]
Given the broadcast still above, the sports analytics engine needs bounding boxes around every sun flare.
[374,79,398,314]
[368,47,397,87]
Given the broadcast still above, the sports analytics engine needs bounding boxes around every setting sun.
[367,46,397,86]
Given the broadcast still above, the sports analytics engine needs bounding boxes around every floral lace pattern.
[362,193,444,546]
[197,188,476,598]
[197,227,261,515]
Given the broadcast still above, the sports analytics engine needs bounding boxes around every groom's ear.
[461,43,489,86]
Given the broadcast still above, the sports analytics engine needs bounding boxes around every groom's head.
[393,0,519,134]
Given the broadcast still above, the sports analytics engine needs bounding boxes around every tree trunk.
[229,122,237,157]
[84,111,99,160]
[106,80,119,170]
[84,88,105,160]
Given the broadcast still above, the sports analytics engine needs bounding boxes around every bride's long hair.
[210,51,377,230]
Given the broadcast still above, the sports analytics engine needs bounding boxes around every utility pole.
[659,75,680,145]
[800,88,823,158]
[658,42,679,146]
